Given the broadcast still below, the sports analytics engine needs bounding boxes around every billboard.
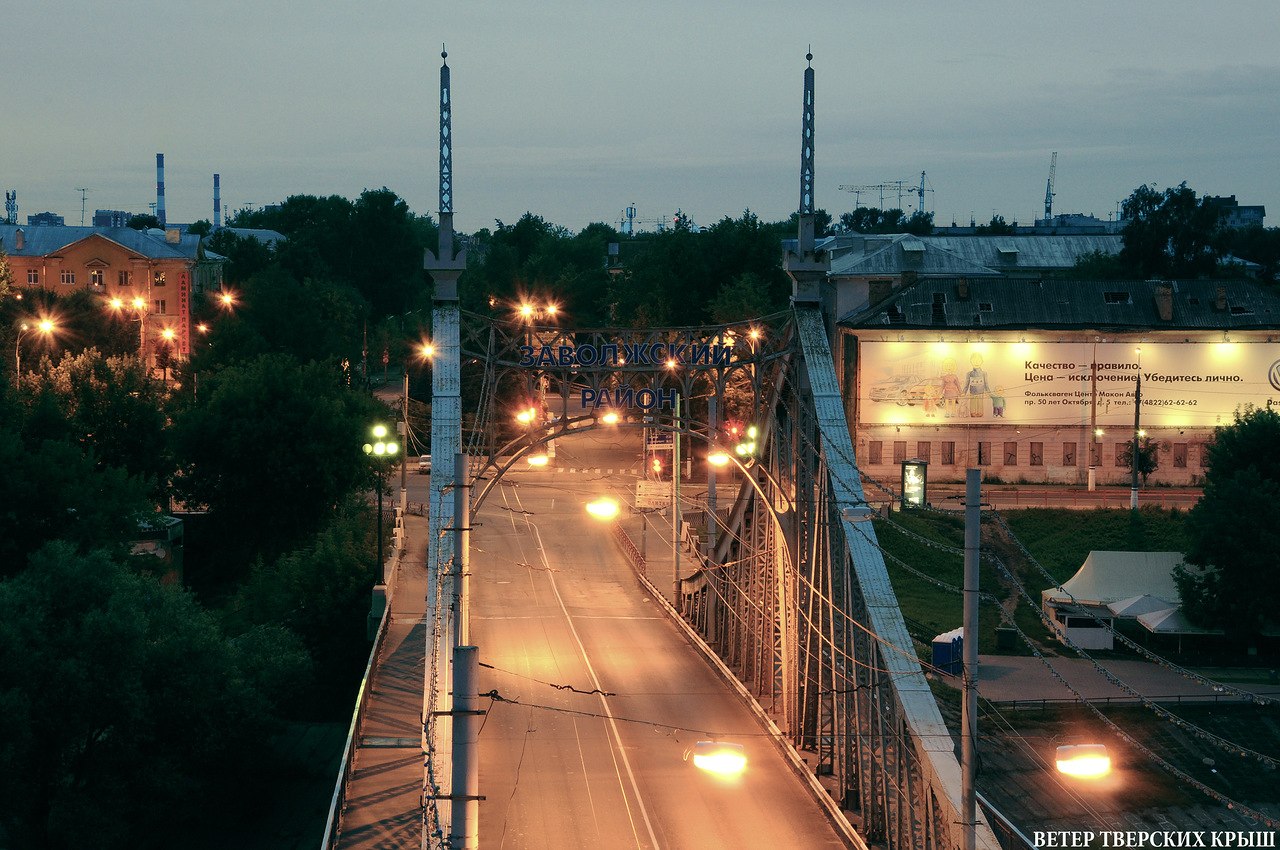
[858,340,1280,428]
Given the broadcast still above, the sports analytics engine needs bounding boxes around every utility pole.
[400,367,409,521]
[961,468,981,850]
[449,645,480,850]
[76,188,89,226]
[1130,372,1142,510]
[1088,345,1098,491]
[454,452,472,647]
[672,393,682,605]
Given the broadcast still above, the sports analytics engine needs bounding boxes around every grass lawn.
[871,505,1191,658]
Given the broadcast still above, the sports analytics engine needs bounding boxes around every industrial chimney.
[213,173,221,229]
[156,153,166,228]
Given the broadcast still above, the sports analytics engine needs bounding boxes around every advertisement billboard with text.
[858,341,1280,428]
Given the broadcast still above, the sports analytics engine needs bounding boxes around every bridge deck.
[334,511,431,850]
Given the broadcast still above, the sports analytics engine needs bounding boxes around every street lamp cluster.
[14,319,57,386]
[363,424,400,580]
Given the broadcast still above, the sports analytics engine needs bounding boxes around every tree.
[709,272,774,323]
[0,242,13,299]
[1119,183,1228,278]
[169,354,386,575]
[22,350,171,498]
[975,214,1015,235]
[839,207,906,233]
[186,219,213,237]
[0,542,308,848]
[126,214,159,231]
[1223,224,1280,284]
[1119,436,1160,484]
[1175,405,1280,637]
[205,227,275,285]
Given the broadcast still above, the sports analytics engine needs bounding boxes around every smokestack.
[156,153,166,228]
[213,174,221,229]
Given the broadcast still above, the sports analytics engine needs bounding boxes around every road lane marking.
[531,520,662,850]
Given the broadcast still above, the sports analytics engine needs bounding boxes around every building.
[26,211,64,227]
[821,233,1122,323]
[93,209,133,228]
[1204,195,1266,229]
[0,224,225,370]
[835,276,1280,487]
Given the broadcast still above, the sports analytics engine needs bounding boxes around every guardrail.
[613,523,646,574]
[988,691,1279,711]
[319,600,391,850]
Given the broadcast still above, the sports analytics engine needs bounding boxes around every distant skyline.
[4,2,1278,234]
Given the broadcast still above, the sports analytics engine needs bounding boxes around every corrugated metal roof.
[840,277,1280,330]
[0,224,191,260]
[830,234,999,278]
[828,233,1121,278]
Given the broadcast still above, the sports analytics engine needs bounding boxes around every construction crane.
[837,179,912,210]
[76,188,89,226]
[1044,152,1057,220]
[914,171,935,215]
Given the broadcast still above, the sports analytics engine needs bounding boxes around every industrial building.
[834,276,1280,486]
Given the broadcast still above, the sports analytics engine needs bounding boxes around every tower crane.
[914,171,935,215]
[839,175,933,213]
[1044,152,1057,220]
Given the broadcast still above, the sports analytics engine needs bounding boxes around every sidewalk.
[334,511,431,850]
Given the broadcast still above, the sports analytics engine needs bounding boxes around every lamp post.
[363,424,399,583]
[14,319,56,386]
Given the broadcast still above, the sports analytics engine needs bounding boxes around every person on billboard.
[990,385,1006,418]
[963,353,990,417]
[939,358,961,418]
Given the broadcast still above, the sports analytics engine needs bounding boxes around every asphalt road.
[465,435,846,850]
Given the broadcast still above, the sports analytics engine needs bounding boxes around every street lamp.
[363,424,399,581]
[14,319,56,386]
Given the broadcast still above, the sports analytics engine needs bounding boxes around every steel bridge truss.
[440,305,999,849]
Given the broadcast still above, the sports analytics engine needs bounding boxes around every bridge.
[322,51,1009,850]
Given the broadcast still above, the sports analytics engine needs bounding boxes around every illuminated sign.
[901,460,928,508]
[858,341,1280,427]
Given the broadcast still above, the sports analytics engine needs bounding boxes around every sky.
[4,2,1279,235]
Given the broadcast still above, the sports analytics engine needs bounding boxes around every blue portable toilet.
[931,627,964,676]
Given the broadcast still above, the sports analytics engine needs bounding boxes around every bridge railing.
[319,599,392,850]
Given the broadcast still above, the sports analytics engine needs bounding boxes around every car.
[418,455,431,474]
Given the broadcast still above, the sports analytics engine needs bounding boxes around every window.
[1114,444,1127,468]
[916,441,931,462]
[1062,442,1077,467]
[1173,443,1188,469]
[1003,441,1018,466]
[941,441,955,465]
[1198,443,1211,468]
[60,269,76,285]
[867,441,883,465]
[1103,291,1131,304]
[27,269,39,284]
[893,441,907,464]
[1029,442,1044,466]
[978,302,994,312]
[118,270,132,286]
[152,299,167,315]
[89,269,104,287]
[153,271,166,286]
[977,442,991,466]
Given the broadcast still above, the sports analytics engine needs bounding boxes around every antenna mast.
[76,188,89,226]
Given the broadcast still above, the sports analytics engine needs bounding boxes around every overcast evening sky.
[5,2,1279,235]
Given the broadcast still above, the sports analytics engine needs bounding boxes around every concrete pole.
[706,395,718,555]
[1088,347,1098,491]
[453,452,471,647]
[449,645,479,850]
[672,393,682,605]
[400,367,409,520]
[1130,373,1142,511]
[962,468,981,850]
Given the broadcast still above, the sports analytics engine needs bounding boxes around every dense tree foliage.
[838,207,932,235]
[1175,405,1280,637]
[126,213,159,230]
[1119,183,1229,279]
[170,354,385,574]
[0,543,308,848]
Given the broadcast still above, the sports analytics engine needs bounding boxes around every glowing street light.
[585,497,621,520]
[526,453,549,467]
[688,741,747,777]
[1055,744,1112,778]
[600,411,620,426]
[218,291,236,308]
[363,424,399,579]
[707,451,731,467]
[421,343,436,359]
[519,303,535,319]
[14,318,57,386]
[515,408,536,425]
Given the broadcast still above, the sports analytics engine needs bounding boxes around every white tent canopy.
[1042,551,1185,608]
[1107,593,1178,618]
[1137,607,1224,636]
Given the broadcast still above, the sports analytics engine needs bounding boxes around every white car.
[418,455,432,474]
